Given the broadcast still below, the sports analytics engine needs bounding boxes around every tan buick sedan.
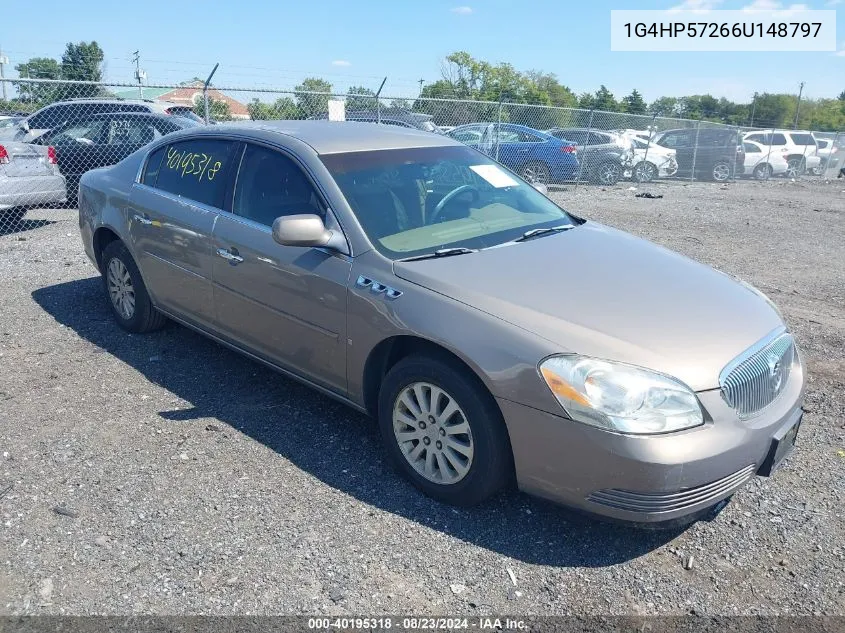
[78,121,804,525]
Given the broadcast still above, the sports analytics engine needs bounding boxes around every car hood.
[393,222,784,391]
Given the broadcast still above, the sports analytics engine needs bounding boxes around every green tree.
[248,98,273,120]
[621,89,646,114]
[648,96,679,118]
[59,41,104,98]
[13,57,61,103]
[592,85,618,112]
[345,86,378,111]
[838,91,845,101]
[389,98,411,110]
[294,77,333,117]
[271,97,301,119]
[193,97,231,122]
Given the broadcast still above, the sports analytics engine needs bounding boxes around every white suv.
[743,130,821,177]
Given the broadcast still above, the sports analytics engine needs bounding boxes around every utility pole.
[749,92,758,128]
[418,78,425,96]
[132,50,144,99]
[0,45,8,101]
[793,81,805,129]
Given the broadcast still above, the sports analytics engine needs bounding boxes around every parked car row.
[1,98,205,225]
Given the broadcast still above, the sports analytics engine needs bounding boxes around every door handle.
[216,247,244,264]
[133,214,153,226]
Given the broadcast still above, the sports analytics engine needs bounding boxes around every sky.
[0,0,842,104]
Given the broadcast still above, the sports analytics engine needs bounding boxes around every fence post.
[641,114,657,181]
[495,98,503,162]
[574,109,594,190]
[690,121,701,182]
[202,63,219,124]
[829,131,842,178]
[375,76,387,124]
[764,128,774,180]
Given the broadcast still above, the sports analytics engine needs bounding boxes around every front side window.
[152,138,238,208]
[743,142,760,153]
[657,131,688,148]
[232,144,324,226]
[322,145,577,259]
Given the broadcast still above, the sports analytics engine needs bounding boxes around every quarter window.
[233,144,324,227]
[152,139,237,208]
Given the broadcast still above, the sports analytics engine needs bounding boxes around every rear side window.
[771,134,787,145]
[789,133,815,146]
[151,139,238,208]
[142,145,167,185]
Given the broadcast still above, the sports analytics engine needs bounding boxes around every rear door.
[128,137,240,327]
[211,142,352,391]
[657,130,693,175]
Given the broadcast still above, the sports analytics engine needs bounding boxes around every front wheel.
[378,355,513,506]
[632,161,657,183]
[753,163,772,180]
[101,240,167,333]
[520,161,551,185]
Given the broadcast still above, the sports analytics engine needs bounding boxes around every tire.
[786,157,805,178]
[520,161,550,185]
[632,161,657,183]
[711,160,732,182]
[2,208,27,230]
[593,161,622,186]
[752,163,772,180]
[377,354,513,506]
[101,240,167,334]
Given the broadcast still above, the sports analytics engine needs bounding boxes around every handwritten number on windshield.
[166,147,222,181]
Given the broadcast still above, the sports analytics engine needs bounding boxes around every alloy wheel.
[107,257,136,319]
[712,163,731,182]
[392,381,474,485]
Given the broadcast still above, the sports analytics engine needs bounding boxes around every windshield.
[321,145,578,259]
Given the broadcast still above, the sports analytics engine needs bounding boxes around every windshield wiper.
[397,247,479,262]
[513,225,575,242]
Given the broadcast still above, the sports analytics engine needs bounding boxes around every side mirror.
[271,214,345,251]
[532,182,548,195]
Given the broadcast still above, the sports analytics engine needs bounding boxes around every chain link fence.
[1,78,843,235]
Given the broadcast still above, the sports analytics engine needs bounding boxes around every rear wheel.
[711,160,732,182]
[786,157,805,178]
[101,240,167,333]
[520,161,550,185]
[633,161,657,183]
[594,161,622,186]
[378,355,513,506]
[752,163,772,180]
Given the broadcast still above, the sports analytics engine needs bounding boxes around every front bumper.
[498,360,804,524]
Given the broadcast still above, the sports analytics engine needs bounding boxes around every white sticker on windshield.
[469,164,519,188]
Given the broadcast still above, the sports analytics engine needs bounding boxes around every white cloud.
[450,6,473,14]
[825,0,842,5]
[740,0,810,14]
[331,60,351,67]
[668,0,724,12]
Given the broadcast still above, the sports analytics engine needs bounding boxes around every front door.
[128,137,240,326]
[211,142,352,393]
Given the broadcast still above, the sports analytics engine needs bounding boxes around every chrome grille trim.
[587,464,756,514]
[719,328,795,419]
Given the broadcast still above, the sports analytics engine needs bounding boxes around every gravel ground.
[0,178,843,616]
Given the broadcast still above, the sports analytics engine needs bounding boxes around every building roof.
[186,120,459,154]
[112,87,173,100]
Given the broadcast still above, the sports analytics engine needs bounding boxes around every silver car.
[77,121,804,525]
[1,141,67,222]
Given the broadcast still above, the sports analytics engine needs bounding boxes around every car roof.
[85,111,179,121]
[184,120,461,154]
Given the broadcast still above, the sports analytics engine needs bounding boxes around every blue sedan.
[446,123,579,184]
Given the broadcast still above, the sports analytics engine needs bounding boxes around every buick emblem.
[767,353,783,392]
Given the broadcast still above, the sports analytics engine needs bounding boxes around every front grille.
[720,330,795,419]
[587,464,756,514]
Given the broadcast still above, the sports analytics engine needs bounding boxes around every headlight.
[539,355,704,434]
